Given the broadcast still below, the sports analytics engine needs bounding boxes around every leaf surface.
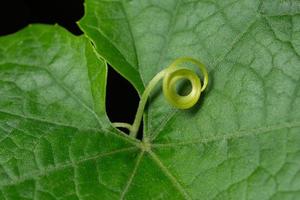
[0,25,142,200]
[79,0,300,199]
[0,0,300,199]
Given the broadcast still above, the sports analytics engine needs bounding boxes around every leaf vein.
[148,151,192,200]
[0,147,138,188]
[152,121,300,148]
[120,151,144,200]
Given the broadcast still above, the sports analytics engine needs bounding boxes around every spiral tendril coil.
[112,57,209,138]
[162,57,208,109]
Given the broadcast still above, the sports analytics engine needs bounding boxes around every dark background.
[0,0,140,136]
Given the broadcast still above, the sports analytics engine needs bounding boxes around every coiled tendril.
[112,57,209,138]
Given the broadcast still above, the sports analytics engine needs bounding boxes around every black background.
[0,0,141,136]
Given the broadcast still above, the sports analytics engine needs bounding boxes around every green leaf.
[0,0,300,199]
[0,25,141,199]
[79,0,300,199]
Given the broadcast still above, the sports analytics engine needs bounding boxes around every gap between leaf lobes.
[112,57,209,139]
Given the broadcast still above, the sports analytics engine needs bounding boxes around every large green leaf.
[0,0,300,199]
[79,0,300,199]
[0,25,141,199]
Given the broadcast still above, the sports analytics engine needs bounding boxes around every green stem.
[112,122,132,131]
[129,69,168,138]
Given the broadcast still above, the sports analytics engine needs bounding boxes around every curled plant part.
[162,57,208,109]
[113,57,209,138]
